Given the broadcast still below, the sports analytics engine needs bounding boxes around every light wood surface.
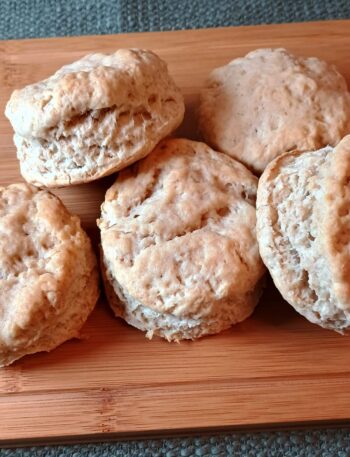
[1,20,350,444]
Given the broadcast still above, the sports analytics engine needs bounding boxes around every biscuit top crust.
[0,183,96,349]
[199,48,350,173]
[323,135,350,306]
[99,138,265,319]
[5,49,182,139]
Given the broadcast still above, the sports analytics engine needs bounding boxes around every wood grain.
[1,20,350,444]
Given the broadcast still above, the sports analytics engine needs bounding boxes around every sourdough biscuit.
[5,49,184,187]
[257,135,350,332]
[0,183,99,366]
[98,138,265,341]
[199,48,350,174]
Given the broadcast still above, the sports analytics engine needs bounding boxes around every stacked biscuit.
[2,46,350,366]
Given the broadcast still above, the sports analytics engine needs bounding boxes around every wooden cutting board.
[1,20,350,445]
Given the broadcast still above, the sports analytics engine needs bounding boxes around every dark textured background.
[1,0,350,455]
[1,0,350,39]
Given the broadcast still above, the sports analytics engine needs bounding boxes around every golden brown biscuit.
[5,49,184,187]
[199,48,350,174]
[0,183,99,366]
[257,135,350,332]
[98,138,265,341]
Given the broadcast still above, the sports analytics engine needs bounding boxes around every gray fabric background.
[1,0,350,39]
[1,429,350,456]
[1,0,350,455]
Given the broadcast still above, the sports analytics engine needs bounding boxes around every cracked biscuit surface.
[257,135,350,332]
[98,138,265,341]
[199,48,350,174]
[5,49,185,187]
[0,183,99,366]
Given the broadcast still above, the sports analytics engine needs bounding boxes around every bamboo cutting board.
[1,20,350,444]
